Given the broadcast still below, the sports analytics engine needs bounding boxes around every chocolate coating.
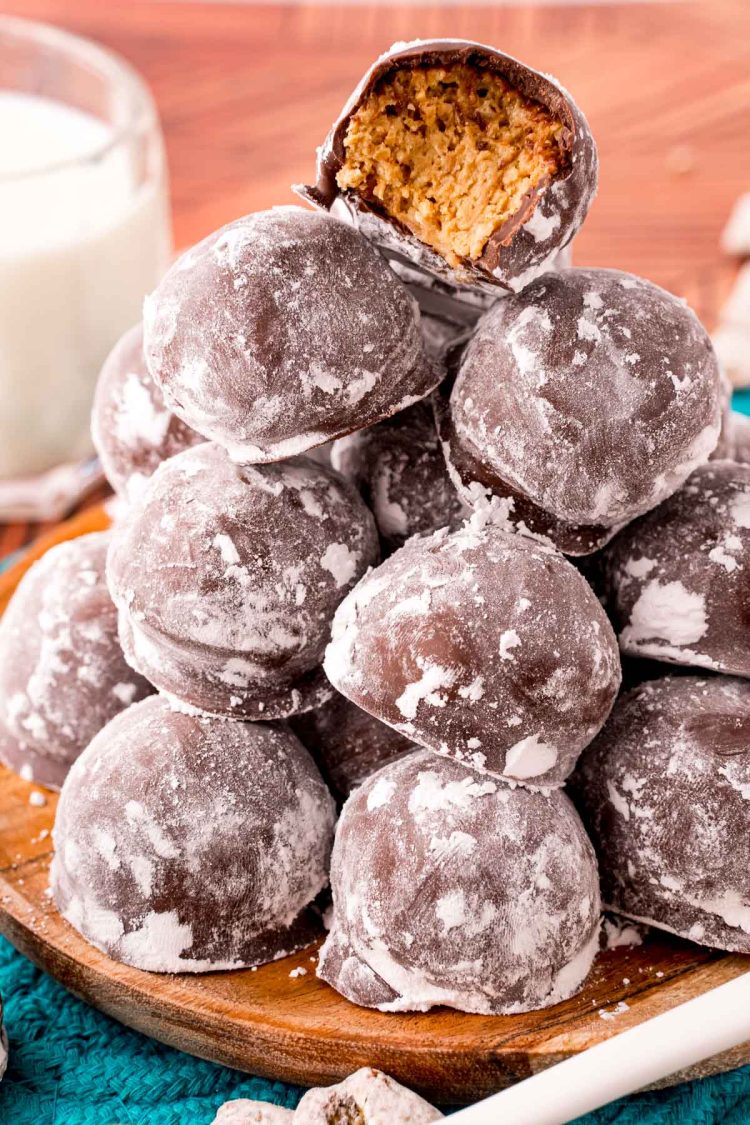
[572,675,750,953]
[51,696,336,971]
[290,692,415,799]
[299,40,597,295]
[107,443,379,719]
[91,323,201,502]
[602,461,750,675]
[0,532,151,790]
[143,207,439,463]
[319,752,600,1013]
[444,269,721,554]
[324,520,621,786]
[331,401,466,553]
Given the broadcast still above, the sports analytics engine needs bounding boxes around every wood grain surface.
[0,510,749,1103]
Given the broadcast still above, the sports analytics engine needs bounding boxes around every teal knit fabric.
[1,396,750,1124]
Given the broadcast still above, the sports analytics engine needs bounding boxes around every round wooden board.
[0,508,749,1106]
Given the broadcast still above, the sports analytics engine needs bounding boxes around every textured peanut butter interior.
[337,64,567,266]
[325,1097,366,1124]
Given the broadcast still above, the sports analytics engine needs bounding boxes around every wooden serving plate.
[0,507,748,1105]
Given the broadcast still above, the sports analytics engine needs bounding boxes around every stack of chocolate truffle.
[1,38,744,1016]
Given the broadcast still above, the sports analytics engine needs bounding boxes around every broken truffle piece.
[324,520,620,787]
[572,675,750,953]
[295,1069,442,1123]
[298,40,597,294]
[319,752,601,1013]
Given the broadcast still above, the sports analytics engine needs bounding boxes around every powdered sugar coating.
[212,1103,293,1124]
[603,461,750,675]
[331,401,467,553]
[0,532,151,790]
[51,696,336,972]
[91,323,201,502]
[324,521,620,786]
[107,443,379,719]
[572,675,750,953]
[295,1068,442,1123]
[447,268,721,550]
[290,692,415,799]
[319,752,600,1013]
[143,207,439,463]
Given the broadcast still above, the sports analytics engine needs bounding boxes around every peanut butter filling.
[337,64,567,266]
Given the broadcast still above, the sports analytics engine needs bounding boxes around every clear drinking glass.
[0,16,171,481]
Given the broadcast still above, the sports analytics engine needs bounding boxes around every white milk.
[0,91,170,477]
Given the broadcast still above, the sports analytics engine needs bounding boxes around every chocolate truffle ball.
[300,40,597,295]
[108,443,379,719]
[331,401,466,553]
[91,323,201,502]
[0,533,151,790]
[143,207,440,463]
[290,693,415,799]
[324,520,620,787]
[602,461,750,675]
[444,268,722,554]
[572,675,750,953]
[52,696,336,972]
[319,752,600,1013]
[295,1069,442,1123]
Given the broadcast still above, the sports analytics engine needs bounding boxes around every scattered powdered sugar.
[622,580,707,648]
[320,542,359,588]
[505,735,558,780]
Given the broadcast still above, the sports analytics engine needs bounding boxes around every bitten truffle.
[143,207,440,463]
[107,443,379,719]
[602,461,750,675]
[51,696,336,972]
[442,268,721,554]
[295,1069,442,1123]
[91,323,200,501]
[572,675,750,953]
[324,519,620,787]
[290,693,415,799]
[300,40,597,294]
[319,752,600,1013]
[0,533,151,789]
[331,401,466,553]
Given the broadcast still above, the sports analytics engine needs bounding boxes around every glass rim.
[0,14,159,183]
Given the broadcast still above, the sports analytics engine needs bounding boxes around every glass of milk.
[0,16,171,483]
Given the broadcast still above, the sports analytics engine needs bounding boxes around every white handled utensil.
[449,972,750,1125]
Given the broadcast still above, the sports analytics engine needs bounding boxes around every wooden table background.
[2,0,750,556]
